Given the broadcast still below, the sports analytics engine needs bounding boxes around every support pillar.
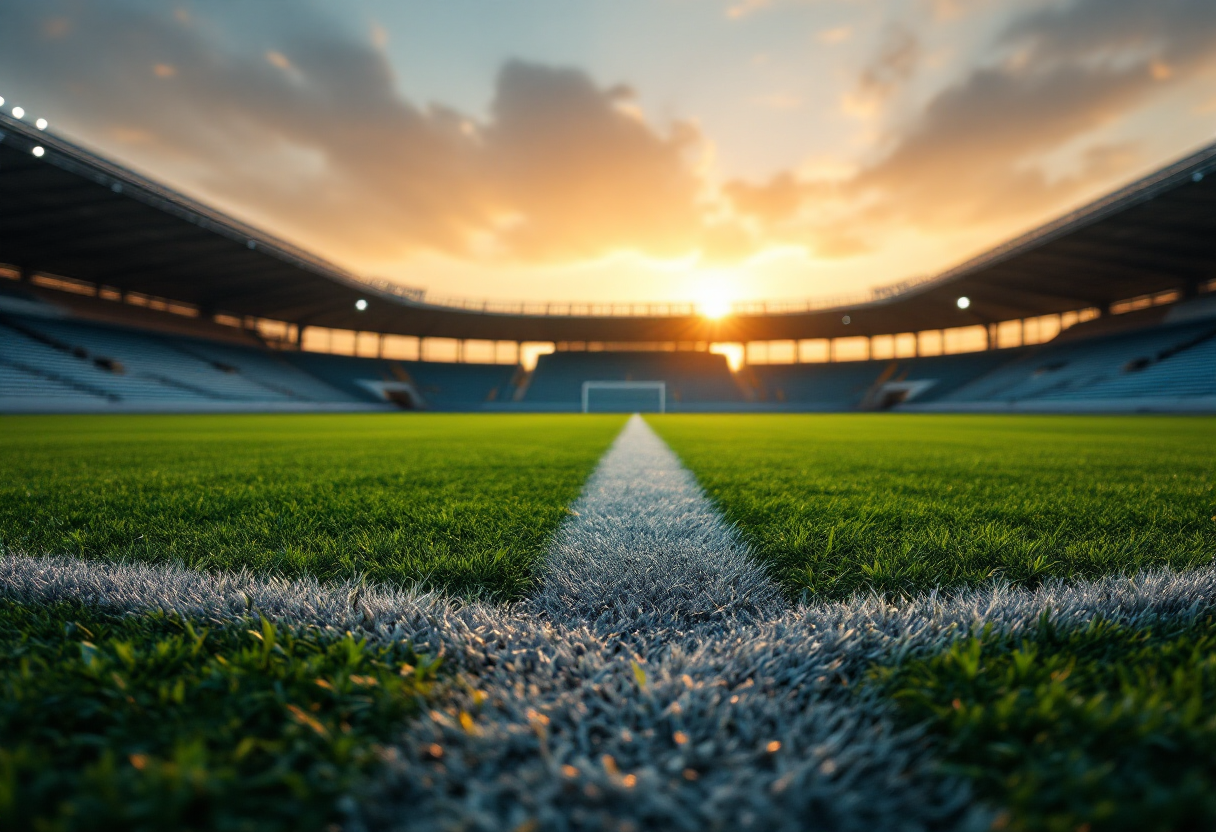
[377,333,384,359]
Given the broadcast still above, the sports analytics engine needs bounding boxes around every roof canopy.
[2,112,1214,343]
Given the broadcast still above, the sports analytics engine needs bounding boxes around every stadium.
[2,106,1215,415]
[3,4,1216,830]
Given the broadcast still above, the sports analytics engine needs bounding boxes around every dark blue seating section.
[0,314,515,410]
[2,303,1213,412]
[940,320,1216,404]
[0,314,325,404]
[523,351,742,404]
[282,352,519,410]
[744,351,1024,408]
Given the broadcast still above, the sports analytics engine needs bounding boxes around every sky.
[2,0,1216,308]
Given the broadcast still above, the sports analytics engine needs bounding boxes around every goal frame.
[581,381,666,414]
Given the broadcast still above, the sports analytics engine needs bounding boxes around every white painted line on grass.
[8,552,1216,829]
[534,413,784,631]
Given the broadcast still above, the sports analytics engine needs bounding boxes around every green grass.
[870,616,1216,831]
[651,414,1216,600]
[0,414,626,599]
[0,600,442,832]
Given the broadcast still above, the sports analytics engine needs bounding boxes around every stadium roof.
[2,110,1215,343]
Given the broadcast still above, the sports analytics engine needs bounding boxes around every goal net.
[581,381,666,413]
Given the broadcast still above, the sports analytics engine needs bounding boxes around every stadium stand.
[283,352,519,411]
[522,351,743,406]
[936,318,1216,408]
[0,313,350,405]
[0,308,530,412]
[746,350,1030,410]
[4,295,1214,413]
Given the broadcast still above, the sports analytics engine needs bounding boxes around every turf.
[870,615,1216,831]
[0,600,442,832]
[0,413,626,599]
[650,414,1216,600]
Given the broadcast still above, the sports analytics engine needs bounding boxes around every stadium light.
[355,299,368,311]
[956,296,971,309]
[35,118,47,130]
[11,106,24,119]
[0,96,5,107]
[841,315,851,325]
[1194,172,1205,183]
[31,146,44,158]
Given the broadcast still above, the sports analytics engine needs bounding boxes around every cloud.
[844,24,921,117]
[3,0,1215,275]
[725,0,1216,253]
[726,0,771,21]
[851,0,1216,226]
[724,173,804,224]
[817,26,853,46]
[481,62,705,259]
[0,1,705,265]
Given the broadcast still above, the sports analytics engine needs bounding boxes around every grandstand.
[1,109,1214,414]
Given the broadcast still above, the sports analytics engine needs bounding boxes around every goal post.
[581,381,666,413]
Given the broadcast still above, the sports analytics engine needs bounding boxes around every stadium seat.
[522,351,743,405]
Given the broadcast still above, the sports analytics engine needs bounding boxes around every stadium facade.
[2,110,1214,414]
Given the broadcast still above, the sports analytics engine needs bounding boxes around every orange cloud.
[723,0,1216,258]
[817,26,852,45]
[7,0,1216,277]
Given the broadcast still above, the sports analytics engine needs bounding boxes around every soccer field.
[3,412,1216,831]
[0,413,626,598]
[653,414,1216,599]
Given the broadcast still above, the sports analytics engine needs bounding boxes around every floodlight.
[841,315,851,325]
[956,296,971,309]
[35,118,47,130]
[0,97,5,107]
[11,106,24,119]
[31,146,44,158]
[355,298,368,311]
[1194,172,1205,183]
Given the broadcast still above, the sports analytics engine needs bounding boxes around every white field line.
[6,417,1216,829]
[534,414,784,631]
[7,555,1216,829]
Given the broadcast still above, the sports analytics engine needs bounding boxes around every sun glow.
[695,272,737,319]
[701,295,732,319]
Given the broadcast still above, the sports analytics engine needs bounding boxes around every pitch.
[0,413,627,598]
[653,414,1216,599]
[2,413,1215,831]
